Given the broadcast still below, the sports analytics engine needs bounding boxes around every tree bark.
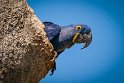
[0,0,55,83]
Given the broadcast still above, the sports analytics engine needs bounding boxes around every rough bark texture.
[0,0,55,83]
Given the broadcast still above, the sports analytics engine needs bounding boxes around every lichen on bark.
[0,0,55,83]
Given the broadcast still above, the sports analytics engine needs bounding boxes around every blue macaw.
[43,22,92,75]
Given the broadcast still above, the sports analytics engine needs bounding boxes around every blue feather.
[43,22,61,40]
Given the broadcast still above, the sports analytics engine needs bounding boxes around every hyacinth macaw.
[43,22,92,75]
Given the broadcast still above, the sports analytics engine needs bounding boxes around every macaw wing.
[43,22,61,40]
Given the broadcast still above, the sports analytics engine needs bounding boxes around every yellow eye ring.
[76,26,82,31]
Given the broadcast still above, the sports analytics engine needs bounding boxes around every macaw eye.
[76,26,82,31]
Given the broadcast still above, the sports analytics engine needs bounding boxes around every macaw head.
[71,24,92,49]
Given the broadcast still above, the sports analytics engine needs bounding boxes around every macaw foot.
[50,61,56,75]
[50,51,57,75]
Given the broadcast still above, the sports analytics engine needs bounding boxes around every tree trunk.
[0,0,55,83]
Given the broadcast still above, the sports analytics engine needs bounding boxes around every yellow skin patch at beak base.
[72,33,80,43]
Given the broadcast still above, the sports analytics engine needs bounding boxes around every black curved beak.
[81,32,92,49]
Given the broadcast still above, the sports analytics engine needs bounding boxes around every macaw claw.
[50,51,57,75]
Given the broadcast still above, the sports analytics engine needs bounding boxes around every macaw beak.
[72,31,92,49]
[81,32,92,49]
